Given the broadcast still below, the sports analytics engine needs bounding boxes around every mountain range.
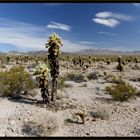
[4,49,140,56]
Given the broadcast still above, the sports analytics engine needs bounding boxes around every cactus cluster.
[34,64,50,103]
[45,33,63,56]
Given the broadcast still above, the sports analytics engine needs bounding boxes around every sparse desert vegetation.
[0,53,140,137]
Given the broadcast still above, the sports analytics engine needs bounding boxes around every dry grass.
[86,71,99,80]
[92,102,112,120]
[22,111,63,136]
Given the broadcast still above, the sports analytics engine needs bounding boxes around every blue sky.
[0,3,140,53]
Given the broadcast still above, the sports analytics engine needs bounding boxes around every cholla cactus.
[75,105,87,124]
[33,56,38,64]
[117,56,123,72]
[46,33,63,102]
[34,64,50,103]
[134,57,139,63]
[45,33,63,56]
[72,57,76,66]
[106,59,111,65]
[78,56,84,67]
[6,56,10,65]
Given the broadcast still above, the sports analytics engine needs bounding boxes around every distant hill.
[8,50,72,56]
[76,49,140,55]
[6,49,140,56]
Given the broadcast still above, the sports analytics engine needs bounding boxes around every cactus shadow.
[7,96,37,105]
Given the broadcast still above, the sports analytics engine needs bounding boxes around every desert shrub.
[106,79,136,101]
[58,77,65,89]
[22,112,63,136]
[0,65,35,97]
[0,63,6,69]
[86,71,98,80]
[26,63,36,69]
[64,73,87,83]
[64,83,73,88]
[80,83,87,87]
[131,64,140,70]
[92,103,111,120]
[106,74,123,84]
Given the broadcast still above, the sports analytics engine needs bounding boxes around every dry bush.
[64,73,87,83]
[92,102,111,120]
[0,63,6,69]
[106,74,124,84]
[58,77,73,89]
[131,64,140,70]
[22,111,63,136]
[86,71,99,80]
[80,83,87,87]
[58,77,65,89]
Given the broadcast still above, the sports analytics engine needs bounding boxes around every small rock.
[86,132,90,136]
[96,87,100,90]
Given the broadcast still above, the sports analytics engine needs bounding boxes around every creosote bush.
[64,73,87,83]
[0,65,35,97]
[106,79,136,101]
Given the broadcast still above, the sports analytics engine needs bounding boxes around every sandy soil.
[0,61,140,137]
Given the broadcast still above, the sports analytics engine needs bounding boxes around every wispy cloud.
[77,41,104,45]
[47,21,71,31]
[133,3,140,7]
[0,17,48,51]
[98,31,117,36]
[95,11,132,21]
[93,18,119,28]
[0,17,93,53]
[92,11,133,28]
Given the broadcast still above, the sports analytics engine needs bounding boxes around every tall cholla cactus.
[45,33,63,102]
[6,56,10,65]
[34,64,50,103]
[117,56,123,72]
[45,33,63,56]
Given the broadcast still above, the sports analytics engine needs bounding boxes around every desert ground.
[0,54,140,137]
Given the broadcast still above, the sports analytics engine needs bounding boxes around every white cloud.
[93,18,120,28]
[93,11,133,28]
[0,17,93,53]
[95,11,132,21]
[77,41,104,44]
[98,31,117,36]
[0,18,48,51]
[47,21,71,31]
[133,3,140,7]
